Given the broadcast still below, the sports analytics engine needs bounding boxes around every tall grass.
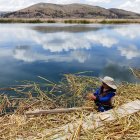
[1,18,140,24]
[64,19,91,24]
[0,18,42,23]
[0,18,56,23]
[100,19,134,24]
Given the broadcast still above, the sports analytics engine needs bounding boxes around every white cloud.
[34,32,91,52]
[0,25,118,53]
[0,25,118,63]
[86,34,117,48]
[0,0,33,11]
[13,46,90,63]
[119,0,140,13]
[1,24,140,64]
[33,32,117,51]
[0,0,139,13]
[118,45,140,59]
[0,44,90,63]
[114,25,140,39]
[0,0,112,11]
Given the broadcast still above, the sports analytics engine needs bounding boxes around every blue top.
[94,87,115,102]
[93,86,116,110]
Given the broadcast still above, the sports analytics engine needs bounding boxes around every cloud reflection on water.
[118,45,140,60]
[0,24,139,63]
[0,25,140,63]
[0,24,140,63]
[13,45,90,63]
[0,24,140,85]
[114,25,140,39]
[0,24,120,63]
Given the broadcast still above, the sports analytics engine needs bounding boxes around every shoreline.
[0,18,140,24]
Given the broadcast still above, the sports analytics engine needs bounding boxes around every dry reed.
[0,72,139,140]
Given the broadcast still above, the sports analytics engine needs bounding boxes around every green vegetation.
[100,19,140,24]
[64,19,91,24]
[0,71,140,139]
[46,20,56,23]
[0,18,140,24]
[0,18,43,23]
[0,18,56,23]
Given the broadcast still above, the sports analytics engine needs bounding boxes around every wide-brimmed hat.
[100,76,117,90]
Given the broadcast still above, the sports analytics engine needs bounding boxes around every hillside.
[110,8,140,19]
[0,11,9,17]
[2,3,140,19]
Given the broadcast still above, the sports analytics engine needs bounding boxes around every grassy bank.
[0,18,55,23]
[0,72,140,139]
[0,18,140,24]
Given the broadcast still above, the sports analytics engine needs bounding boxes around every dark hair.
[101,86,116,93]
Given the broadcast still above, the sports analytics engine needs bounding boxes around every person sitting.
[87,76,117,112]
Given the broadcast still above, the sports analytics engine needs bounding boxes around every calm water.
[0,23,140,87]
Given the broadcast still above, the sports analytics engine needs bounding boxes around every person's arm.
[96,92,115,102]
[87,88,100,100]
[86,93,96,100]
[94,88,100,96]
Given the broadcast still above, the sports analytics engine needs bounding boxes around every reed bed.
[0,73,140,139]
[0,18,56,23]
[130,68,140,79]
[1,18,140,24]
[80,112,140,140]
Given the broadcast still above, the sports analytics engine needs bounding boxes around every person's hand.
[86,93,96,100]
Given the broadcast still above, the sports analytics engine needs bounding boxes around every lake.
[0,23,140,87]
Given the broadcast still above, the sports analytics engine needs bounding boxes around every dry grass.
[1,18,140,24]
[0,73,140,139]
[80,112,140,140]
[130,68,140,79]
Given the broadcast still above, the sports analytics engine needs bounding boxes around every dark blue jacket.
[93,86,116,112]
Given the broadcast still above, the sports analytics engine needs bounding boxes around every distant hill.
[0,11,9,17]
[2,3,140,19]
[109,8,140,19]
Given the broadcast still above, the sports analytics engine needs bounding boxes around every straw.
[0,73,139,139]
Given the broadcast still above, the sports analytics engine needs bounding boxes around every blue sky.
[0,0,140,13]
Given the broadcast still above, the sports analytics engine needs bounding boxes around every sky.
[0,0,140,13]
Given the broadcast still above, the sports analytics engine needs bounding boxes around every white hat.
[100,76,117,90]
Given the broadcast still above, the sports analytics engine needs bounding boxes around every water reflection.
[32,25,103,33]
[0,26,118,51]
[114,25,140,39]
[0,24,140,86]
[118,45,140,60]
[100,63,136,83]
[13,45,89,63]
